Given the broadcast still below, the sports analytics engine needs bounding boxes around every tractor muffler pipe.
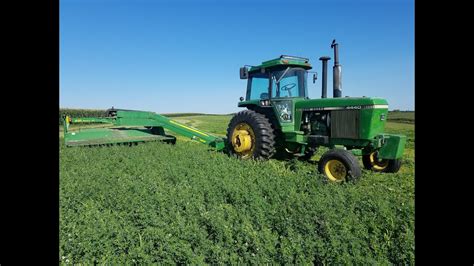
[331,39,342,98]
[319,56,331,99]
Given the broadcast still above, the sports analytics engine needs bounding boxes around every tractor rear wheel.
[226,110,276,159]
[318,149,361,182]
[362,151,402,173]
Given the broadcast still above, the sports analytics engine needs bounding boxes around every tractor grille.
[331,110,360,139]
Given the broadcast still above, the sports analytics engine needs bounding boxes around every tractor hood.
[295,97,388,110]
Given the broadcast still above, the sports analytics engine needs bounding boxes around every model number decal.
[302,106,362,111]
[345,106,362,109]
[302,104,388,111]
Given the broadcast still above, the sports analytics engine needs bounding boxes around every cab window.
[246,73,269,100]
[271,67,308,98]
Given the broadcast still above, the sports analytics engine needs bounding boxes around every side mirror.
[240,67,248,79]
[313,73,318,84]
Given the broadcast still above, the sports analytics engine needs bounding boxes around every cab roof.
[248,55,313,73]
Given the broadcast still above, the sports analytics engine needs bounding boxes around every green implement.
[63,109,226,150]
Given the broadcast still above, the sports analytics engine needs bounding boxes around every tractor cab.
[240,55,313,101]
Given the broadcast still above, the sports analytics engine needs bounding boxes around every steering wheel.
[280,83,296,97]
[280,83,296,91]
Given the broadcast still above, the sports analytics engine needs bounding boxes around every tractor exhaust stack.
[331,39,342,98]
[319,56,331,98]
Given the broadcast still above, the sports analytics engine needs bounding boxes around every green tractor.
[63,39,405,182]
[226,40,406,181]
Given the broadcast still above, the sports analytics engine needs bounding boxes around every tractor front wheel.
[318,149,362,182]
[226,110,276,159]
[362,151,402,173]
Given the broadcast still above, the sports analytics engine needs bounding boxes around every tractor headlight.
[274,101,293,122]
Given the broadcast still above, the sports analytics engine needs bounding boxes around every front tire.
[318,149,362,182]
[362,151,402,173]
[226,110,276,159]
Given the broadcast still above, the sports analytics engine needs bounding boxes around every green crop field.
[60,113,414,264]
[387,111,414,124]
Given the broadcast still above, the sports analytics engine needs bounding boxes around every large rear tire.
[226,110,276,159]
[318,149,362,182]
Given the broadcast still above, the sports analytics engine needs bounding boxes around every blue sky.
[60,0,414,114]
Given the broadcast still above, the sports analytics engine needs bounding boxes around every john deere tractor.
[227,40,406,181]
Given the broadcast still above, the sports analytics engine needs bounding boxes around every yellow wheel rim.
[231,123,255,158]
[369,152,389,170]
[324,159,347,181]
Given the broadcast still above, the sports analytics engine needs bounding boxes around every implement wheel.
[318,149,361,182]
[362,151,402,173]
[226,110,276,159]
